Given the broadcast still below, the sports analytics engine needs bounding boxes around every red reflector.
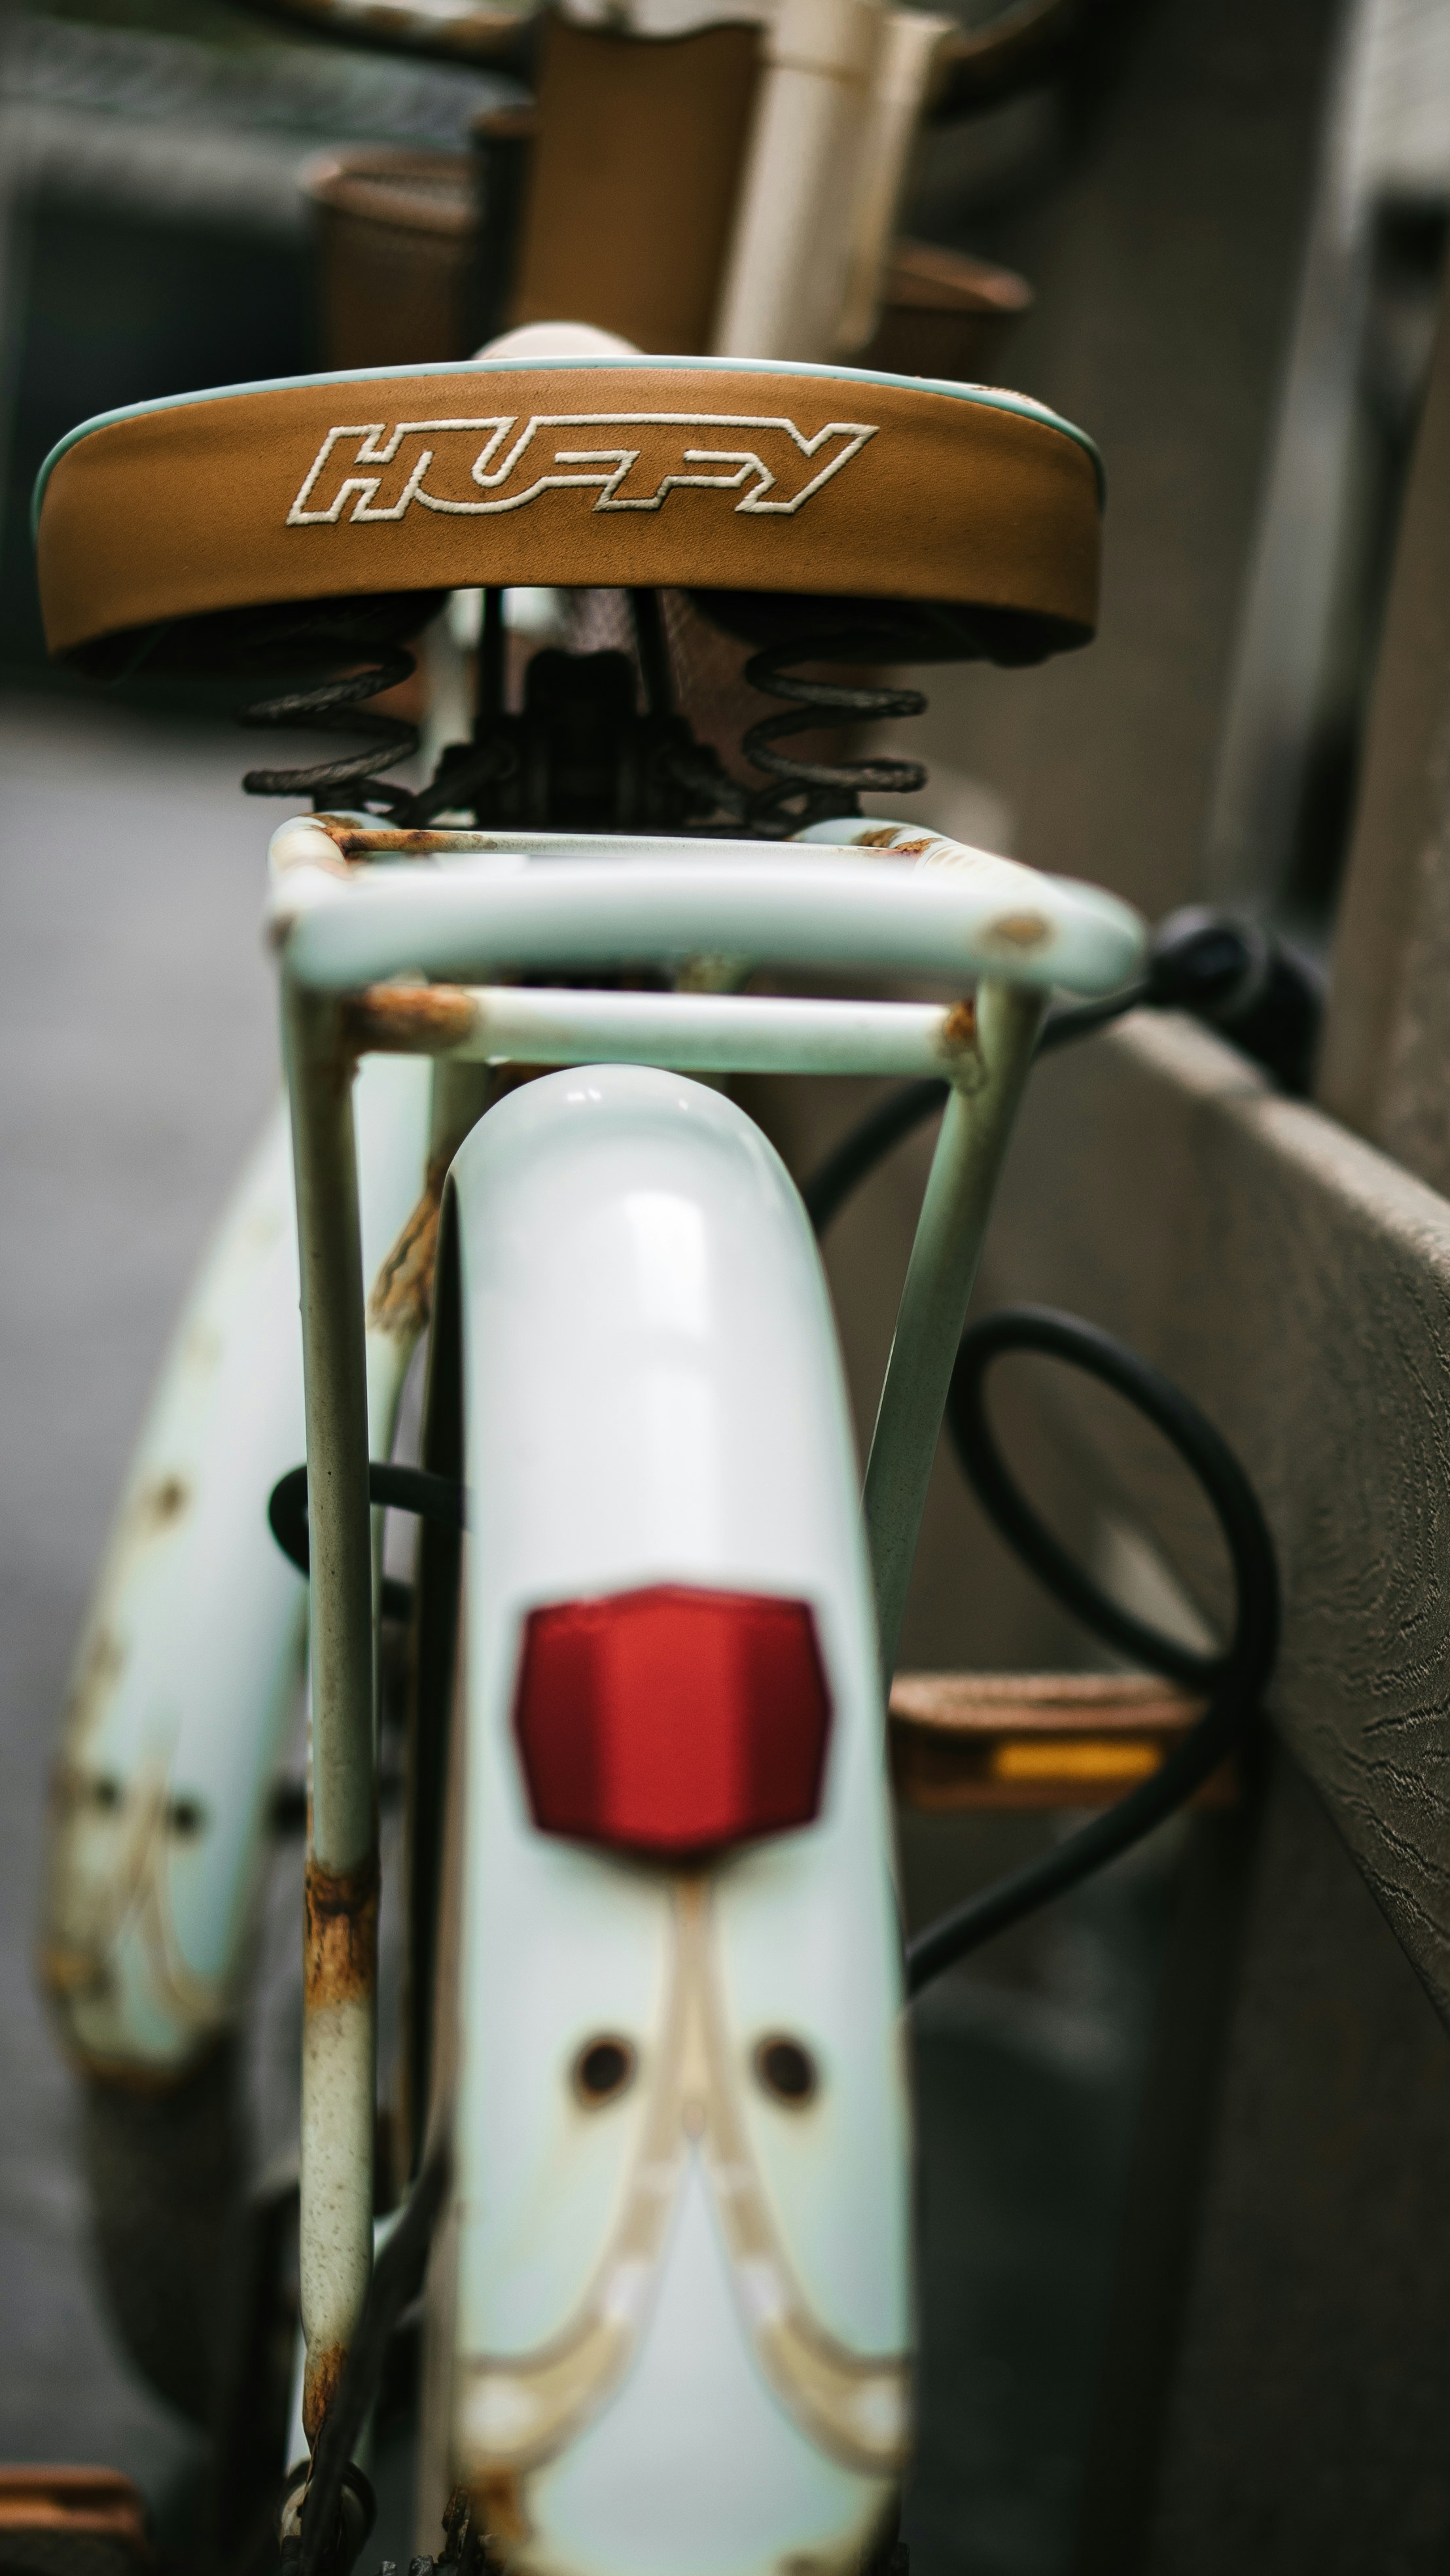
[512,1584,832,1857]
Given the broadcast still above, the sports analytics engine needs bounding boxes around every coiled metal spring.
[740,632,929,832]
[240,643,419,815]
[234,602,933,834]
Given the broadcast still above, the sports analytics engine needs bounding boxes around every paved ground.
[0,686,281,2502]
[0,683,1171,2573]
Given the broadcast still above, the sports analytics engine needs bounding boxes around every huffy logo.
[287,412,878,526]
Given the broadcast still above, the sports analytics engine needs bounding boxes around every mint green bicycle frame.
[268,810,1141,2441]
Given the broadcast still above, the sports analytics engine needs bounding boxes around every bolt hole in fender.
[572,2039,635,2107]
[754,2038,819,2107]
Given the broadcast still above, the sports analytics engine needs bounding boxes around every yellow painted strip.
[990,1736,1163,1785]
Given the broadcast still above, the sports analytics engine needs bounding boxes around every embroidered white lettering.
[286,414,877,528]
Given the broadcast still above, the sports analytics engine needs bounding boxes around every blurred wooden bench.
[0,2471,150,2576]
[889,1669,1230,1810]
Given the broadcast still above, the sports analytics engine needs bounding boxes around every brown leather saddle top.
[34,355,1102,677]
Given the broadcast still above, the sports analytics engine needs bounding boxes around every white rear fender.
[41,1054,435,2074]
[445,1066,910,2576]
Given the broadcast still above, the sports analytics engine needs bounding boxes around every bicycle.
[32,326,1278,2575]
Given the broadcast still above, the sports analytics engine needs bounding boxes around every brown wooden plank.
[0,2466,150,2552]
[978,1008,1450,2015]
[887,1668,1228,1810]
[891,1670,1204,1732]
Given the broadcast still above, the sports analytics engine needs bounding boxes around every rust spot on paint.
[344,985,476,1056]
[36,1939,109,2004]
[140,1474,189,1529]
[316,821,453,861]
[367,1154,448,1340]
[302,2338,348,2446]
[989,910,1050,948]
[851,826,936,858]
[63,1630,125,1734]
[304,1850,379,2012]
[48,1756,118,1819]
[476,2471,529,2550]
[942,999,977,1049]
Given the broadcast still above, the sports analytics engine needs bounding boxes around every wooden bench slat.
[887,1668,1230,1810]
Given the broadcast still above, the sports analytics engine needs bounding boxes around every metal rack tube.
[270,848,1143,1004]
[863,979,1046,1685]
[283,978,378,2449]
[344,980,985,1084]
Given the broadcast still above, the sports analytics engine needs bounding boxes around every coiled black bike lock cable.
[904,1308,1279,1995]
[794,913,1284,1991]
[800,1005,1147,1230]
[801,904,1325,1234]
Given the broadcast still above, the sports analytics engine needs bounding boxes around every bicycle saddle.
[33,354,1101,681]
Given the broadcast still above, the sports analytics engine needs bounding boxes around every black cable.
[905,1308,1278,1994]
[794,988,1282,1982]
[802,1079,948,1233]
[268,1463,465,1624]
[1036,981,1150,1053]
[798,989,1148,1233]
[800,904,1328,1238]
[405,732,516,827]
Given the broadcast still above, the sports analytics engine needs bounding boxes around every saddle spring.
[239,631,421,817]
[735,630,930,833]
[236,596,933,832]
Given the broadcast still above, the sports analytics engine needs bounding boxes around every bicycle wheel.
[79,2043,245,2427]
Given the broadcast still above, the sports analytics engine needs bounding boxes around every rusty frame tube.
[268,830,1144,1005]
[862,978,1045,1687]
[268,827,1139,2467]
[283,976,378,2448]
[344,980,983,1084]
